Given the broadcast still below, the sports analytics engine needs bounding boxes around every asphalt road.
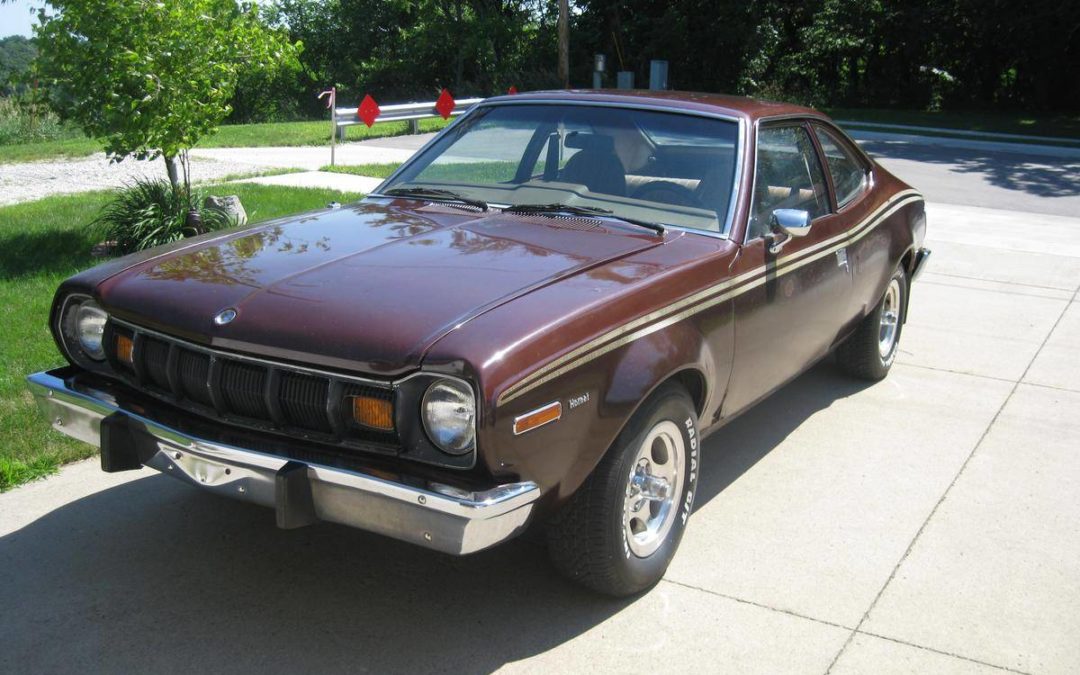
[856,137,1080,217]
[2,132,1079,674]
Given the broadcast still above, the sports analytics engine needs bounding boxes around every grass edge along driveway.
[0,117,450,164]
[0,183,364,491]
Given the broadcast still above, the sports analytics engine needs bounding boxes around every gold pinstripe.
[496,189,923,406]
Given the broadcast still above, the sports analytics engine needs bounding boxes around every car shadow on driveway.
[692,362,871,512]
[860,140,1080,199]
[0,364,866,674]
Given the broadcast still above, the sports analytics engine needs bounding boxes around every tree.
[34,0,300,193]
[0,36,36,94]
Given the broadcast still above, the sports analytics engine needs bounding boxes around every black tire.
[546,383,700,597]
[836,266,908,380]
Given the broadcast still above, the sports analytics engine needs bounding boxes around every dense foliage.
[240,0,1077,122]
[14,0,1080,131]
[245,0,559,122]
[34,0,301,189]
[0,35,35,94]
[571,0,1080,111]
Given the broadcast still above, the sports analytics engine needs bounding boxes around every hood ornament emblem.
[213,308,238,326]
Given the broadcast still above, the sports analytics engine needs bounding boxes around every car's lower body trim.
[26,368,539,555]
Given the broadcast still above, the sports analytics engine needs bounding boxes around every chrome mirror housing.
[771,209,812,237]
[767,209,812,254]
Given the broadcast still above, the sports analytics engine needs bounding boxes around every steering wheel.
[631,181,704,209]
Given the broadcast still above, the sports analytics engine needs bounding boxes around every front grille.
[280,371,331,433]
[220,360,269,419]
[178,348,213,406]
[102,320,399,453]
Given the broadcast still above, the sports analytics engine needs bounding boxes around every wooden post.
[558,0,569,88]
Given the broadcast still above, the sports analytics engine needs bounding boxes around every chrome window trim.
[370,98,746,240]
[811,122,872,210]
[744,118,832,245]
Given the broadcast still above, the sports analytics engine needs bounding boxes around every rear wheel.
[836,266,908,380]
[546,384,700,597]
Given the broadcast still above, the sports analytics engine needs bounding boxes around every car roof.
[481,89,825,123]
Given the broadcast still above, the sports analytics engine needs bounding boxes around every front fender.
[486,310,730,510]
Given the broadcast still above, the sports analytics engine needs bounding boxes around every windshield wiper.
[382,187,488,212]
[502,204,666,236]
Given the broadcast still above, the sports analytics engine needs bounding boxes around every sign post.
[317,87,337,166]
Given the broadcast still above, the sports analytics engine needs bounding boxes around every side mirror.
[766,209,812,255]
[771,209,812,237]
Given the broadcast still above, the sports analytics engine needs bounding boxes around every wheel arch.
[556,321,718,502]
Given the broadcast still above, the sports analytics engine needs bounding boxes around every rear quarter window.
[814,127,868,208]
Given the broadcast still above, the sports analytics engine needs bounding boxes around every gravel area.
[0,152,282,206]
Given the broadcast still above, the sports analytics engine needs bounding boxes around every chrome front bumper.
[26,369,539,555]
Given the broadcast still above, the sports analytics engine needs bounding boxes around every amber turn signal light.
[115,334,134,366]
[352,396,394,431]
[513,401,562,436]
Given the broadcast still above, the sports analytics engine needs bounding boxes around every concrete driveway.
[2,136,1079,674]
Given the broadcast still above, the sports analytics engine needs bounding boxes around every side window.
[749,125,829,240]
[814,127,868,208]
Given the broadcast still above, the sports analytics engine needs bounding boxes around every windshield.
[379,104,740,234]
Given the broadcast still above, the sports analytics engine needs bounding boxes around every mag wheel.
[623,420,684,558]
[546,384,700,597]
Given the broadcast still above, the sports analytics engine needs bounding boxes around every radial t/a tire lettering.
[546,383,700,597]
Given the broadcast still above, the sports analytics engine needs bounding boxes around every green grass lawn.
[322,163,403,179]
[322,160,524,184]
[0,117,450,164]
[827,108,1080,140]
[0,183,364,491]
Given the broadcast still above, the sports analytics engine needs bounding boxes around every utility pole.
[558,0,569,88]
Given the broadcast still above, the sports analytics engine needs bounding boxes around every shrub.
[94,178,234,253]
[0,96,82,145]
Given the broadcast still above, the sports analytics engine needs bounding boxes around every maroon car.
[29,91,928,596]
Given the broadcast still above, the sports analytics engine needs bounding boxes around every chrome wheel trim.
[878,278,901,360]
[623,420,685,558]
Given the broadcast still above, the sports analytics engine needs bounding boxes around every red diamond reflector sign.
[435,89,456,120]
[357,94,380,127]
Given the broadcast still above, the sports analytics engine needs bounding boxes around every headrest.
[564,132,616,153]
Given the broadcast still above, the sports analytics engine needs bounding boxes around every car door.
[720,120,853,418]
[811,122,876,326]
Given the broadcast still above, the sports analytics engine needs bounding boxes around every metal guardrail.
[335,98,484,127]
[317,88,484,165]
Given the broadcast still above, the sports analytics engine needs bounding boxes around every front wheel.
[546,384,700,597]
[836,266,908,380]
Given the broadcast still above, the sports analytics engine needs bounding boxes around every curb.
[845,128,1080,160]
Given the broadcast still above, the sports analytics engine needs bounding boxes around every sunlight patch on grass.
[0,183,364,491]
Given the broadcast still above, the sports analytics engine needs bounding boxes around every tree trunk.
[164,155,180,191]
[558,0,569,88]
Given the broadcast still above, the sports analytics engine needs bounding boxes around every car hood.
[96,200,666,375]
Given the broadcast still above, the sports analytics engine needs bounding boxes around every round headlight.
[421,378,476,454]
[74,300,108,361]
